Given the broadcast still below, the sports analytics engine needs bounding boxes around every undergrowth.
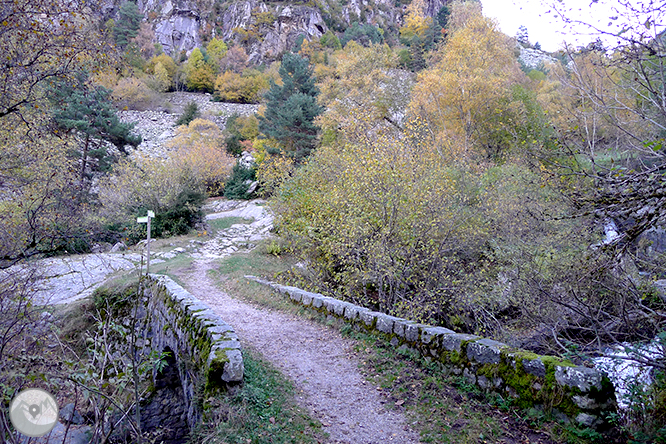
[205,243,615,444]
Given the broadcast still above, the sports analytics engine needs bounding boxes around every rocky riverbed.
[4,200,273,306]
[119,92,259,159]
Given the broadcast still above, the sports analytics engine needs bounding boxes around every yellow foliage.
[166,118,236,196]
[317,42,407,144]
[256,153,295,197]
[91,69,119,90]
[408,4,521,163]
[206,38,228,65]
[399,0,433,42]
[214,71,269,103]
[112,77,158,110]
[151,62,170,92]
[0,114,84,260]
[146,54,178,78]
[186,64,216,93]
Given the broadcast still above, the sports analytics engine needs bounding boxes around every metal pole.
[146,214,151,274]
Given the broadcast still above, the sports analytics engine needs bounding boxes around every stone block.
[221,349,244,382]
[323,298,345,315]
[403,323,424,342]
[440,333,478,352]
[360,310,381,327]
[393,319,414,338]
[522,358,546,378]
[467,338,507,364]
[343,304,369,321]
[555,366,603,392]
[573,395,598,410]
[421,326,456,345]
[214,340,241,350]
[335,301,353,316]
[575,413,600,428]
[311,295,327,309]
[208,325,234,335]
[300,292,314,306]
[376,313,401,334]
[289,290,303,303]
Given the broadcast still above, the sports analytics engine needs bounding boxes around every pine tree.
[48,71,142,180]
[516,25,529,46]
[259,53,323,163]
[113,1,143,49]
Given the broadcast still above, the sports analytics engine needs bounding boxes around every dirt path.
[177,259,421,444]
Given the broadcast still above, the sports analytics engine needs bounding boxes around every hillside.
[99,0,447,62]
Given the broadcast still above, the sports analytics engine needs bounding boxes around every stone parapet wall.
[144,274,243,427]
[246,276,617,429]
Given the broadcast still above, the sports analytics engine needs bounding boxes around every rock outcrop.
[102,0,449,63]
[518,44,558,69]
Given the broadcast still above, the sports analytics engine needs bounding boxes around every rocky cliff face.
[102,0,449,64]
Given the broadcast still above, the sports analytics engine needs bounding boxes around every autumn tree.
[399,0,440,70]
[166,118,236,196]
[0,0,110,122]
[408,1,522,163]
[340,22,383,47]
[317,42,412,144]
[259,53,323,162]
[146,54,178,90]
[206,37,228,67]
[0,0,112,265]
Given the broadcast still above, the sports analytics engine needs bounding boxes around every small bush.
[214,70,269,104]
[168,118,236,196]
[224,163,257,199]
[145,188,205,238]
[175,101,200,126]
[112,77,159,110]
[97,153,208,243]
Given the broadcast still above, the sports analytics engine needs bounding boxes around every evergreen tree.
[48,71,141,180]
[113,1,143,49]
[259,53,323,162]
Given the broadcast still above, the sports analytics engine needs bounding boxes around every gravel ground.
[178,260,421,444]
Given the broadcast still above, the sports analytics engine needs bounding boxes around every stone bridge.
[246,276,618,430]
[141,274,243,434]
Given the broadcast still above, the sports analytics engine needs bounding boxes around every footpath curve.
[175,200,420,443]
[177,261,420,444]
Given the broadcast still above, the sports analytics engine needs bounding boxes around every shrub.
[112,77,159,111]
[145,54,178,88]
[341,22,383,47]
[97,152,208,243]
[167,118,236,196]
[224,163,257,199]
[256,153,294,197]
[186,64,216,93]
[175,101,200,126]
[320,30,342,49]
[214,70,269,103]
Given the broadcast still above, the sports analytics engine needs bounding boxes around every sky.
[480,0,664,52]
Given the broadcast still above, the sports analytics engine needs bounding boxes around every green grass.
[337,329,582,444]
[189,346,327,444]
[208,216,253,234]
[207,239,301,312]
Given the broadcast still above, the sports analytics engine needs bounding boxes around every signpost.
[137,210,155,273]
